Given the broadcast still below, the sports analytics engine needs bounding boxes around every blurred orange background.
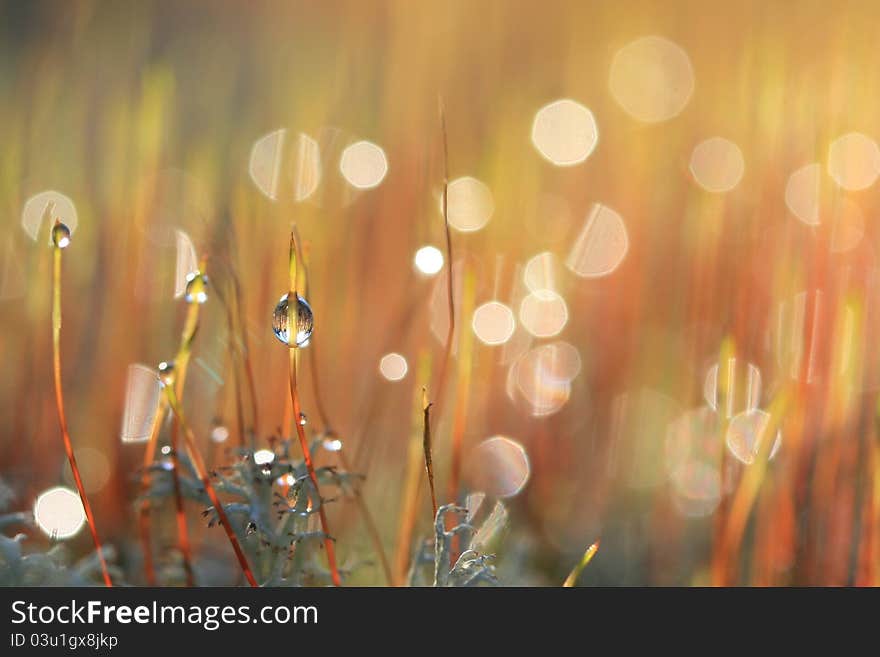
[3,0,880,585]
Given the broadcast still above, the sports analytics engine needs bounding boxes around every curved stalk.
[51,232,113,587]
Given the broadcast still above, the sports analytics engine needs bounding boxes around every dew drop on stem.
[157,360,176,388]
[184,271,209,304]
[51,222,71,249]
[272,292,314,347]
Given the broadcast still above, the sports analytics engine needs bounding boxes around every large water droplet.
[272,293,314,348]
[51,222,71,249]
[184,271,209,304]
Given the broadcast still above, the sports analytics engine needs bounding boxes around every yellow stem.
[563,540,600,587]
[136,258,205,585]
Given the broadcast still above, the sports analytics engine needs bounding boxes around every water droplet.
[272,293,314,347]
[51,222,71,249]
[160,445,172,456]
[322,438,343,452]
[277,473,296,487]
[184,271,209,304]
[157,361,175,388]
[298,413,308,426]
[253,449,275,466]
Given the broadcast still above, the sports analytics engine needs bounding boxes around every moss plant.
[137,259,207,585]
[141,434,360,586]
[50,220,113,587]
[163,382,258,586]
[406,503,501,587]
[283,229,342,586]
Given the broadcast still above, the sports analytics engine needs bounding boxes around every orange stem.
[165,387,258,587]
[51,243,113,587]
[289,349,342,586]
